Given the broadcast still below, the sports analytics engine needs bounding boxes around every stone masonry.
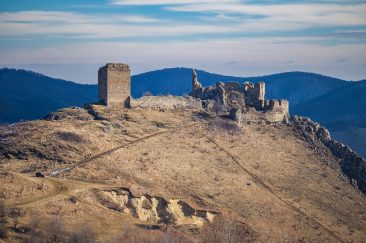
[98,63,131,107]
[96,64,288,122]
[189,69,289,123]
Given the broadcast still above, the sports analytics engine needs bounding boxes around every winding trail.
[7,175,132,208]
[8,122,202,208]
[48,122,201,177]
[8,177,68,207]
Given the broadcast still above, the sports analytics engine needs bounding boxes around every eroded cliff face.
[94,187,216,226]
[1,105,366,242]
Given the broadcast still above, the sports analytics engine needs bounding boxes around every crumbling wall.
[130,96,202,111]
[261,99,289,122]
[237,108,288,124]
[244,82,265,110]
[189,69,289,123]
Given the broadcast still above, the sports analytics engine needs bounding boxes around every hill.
[0,68,97,124]
[0,68,352,124]
[251,72,347,106]
[0,105,365,242]
[132,68,347,106]
[291,80,366,157]
[131,68,244,97]
[292,80,366,127]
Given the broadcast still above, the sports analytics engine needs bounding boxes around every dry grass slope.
[0,105,365,242]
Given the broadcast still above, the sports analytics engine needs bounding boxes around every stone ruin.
[189,69,289,123]
[97,63,289,123]
[98,63,131,107]
[93,63,366,193]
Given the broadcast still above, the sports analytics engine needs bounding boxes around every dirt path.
[48,122,201,177]
[200,132,345,243]
[8,177,69,207]
[7,176,125,208]
[9,123,201,208]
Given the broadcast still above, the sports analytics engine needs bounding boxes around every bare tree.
[114,223,159,243]
[158,226,188,243]
[0,200,5,219]
[202,215,254,243]
[24,213,44,243]
[45,216,64,243]
[0,200,7,239]
[69,224,96,243]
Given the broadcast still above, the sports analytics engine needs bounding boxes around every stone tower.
[98,63,131,107]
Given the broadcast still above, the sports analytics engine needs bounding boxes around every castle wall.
[262,99,289,122]
[98,68,108,105]
[240,108,288,123]
[130,96,202,110]
[243,81,265,110]
[98,63,131,107]
[256,82,265,101]
[265,99,289,111]
[188,69,289,123]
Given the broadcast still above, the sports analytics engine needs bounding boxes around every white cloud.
[0,11,249,38]
[111,0,239,6]
[167,3,366,26]
[0,11,160,25]
[3,7,364,40]
[0,10,307,39]
[1,3,365,81]
[1,37,366,80]
[1,2,366,40]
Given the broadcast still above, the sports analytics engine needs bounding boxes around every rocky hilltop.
[0,103,365,242]
[0,66,365,242]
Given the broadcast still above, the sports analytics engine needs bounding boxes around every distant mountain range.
[292,79,366,127]
[132,68,347,106]
[0,69,96,123]
[0,67,365,156]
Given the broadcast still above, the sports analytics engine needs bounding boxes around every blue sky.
[0,0,366,83]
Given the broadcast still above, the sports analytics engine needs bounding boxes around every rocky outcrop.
[44,107,94,121]
[290,115,366,194]
[95,188,216,226]
[192,69,203,90]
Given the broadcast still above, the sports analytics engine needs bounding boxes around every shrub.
[157,226,188,243]
[24,213,43,243]
[45,216,64,243]
[55,131,84,143]
[0,200,5,220]
[0,200,7,239]
[202,215,254,243]
[7,207,23,230]
[0,224,7,239]
[114,224,159,243]
[69,224,95,243]
[206,117,242,135]
[113,224,191,243]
